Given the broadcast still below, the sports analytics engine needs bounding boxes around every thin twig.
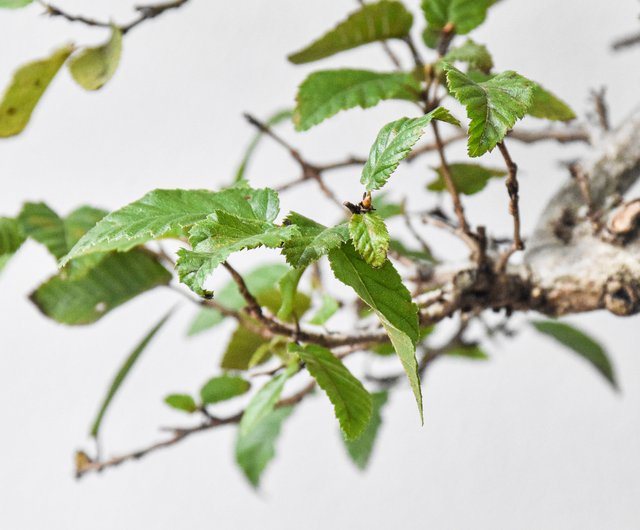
[568,162,599,229]
[590,88,610,132]
[612,31,640,51]
[496,141,523,270]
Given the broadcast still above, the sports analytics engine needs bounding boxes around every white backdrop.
[1,1,640,529]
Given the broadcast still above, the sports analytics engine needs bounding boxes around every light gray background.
[1,1,640,529]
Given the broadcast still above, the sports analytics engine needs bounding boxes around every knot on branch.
[604,274,640,316]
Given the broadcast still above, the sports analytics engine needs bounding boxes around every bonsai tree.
[0,0,638,488]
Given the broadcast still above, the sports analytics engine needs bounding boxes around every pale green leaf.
[200,375,250,405]
[0,44,73,137]
[236,406,293,488]
[372,193,404,219]
[164,394,198,413]
[31,250,171,325]
[68,26,122,91]
[0,217,25,273]
[421,0,492,35]
[235,109,292,182]
[91,310,172,438]
[277,266,305,321]
[360,107,460,191]
[294,69,420,131]
[288,1,413,64]
[443,39,493,72]
[349,212,390,267]
[61,187,280,266]
[389,238,433,262]
[443,63,535,157]
[528,83,576,121]
[329,243,422,420]
[344,391,388,469]
[532,320,617,388]
[427,162,506,195]
[221,325,269,371]
[308,294,340,326]
[447,344,489,360]
[176,211,298,296]
[0,0,33,7]
[281,212,349,268]
[292,343,372,441]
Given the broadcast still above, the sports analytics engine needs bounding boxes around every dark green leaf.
[31,250,171,325]
[443,63,535,157]
[0,44,73,137]
[236,406,293,487]
[90,310,172,437]
[294,69,420,131]
[427,162,506,195]
[421,0,492,35]
[349,212,390,267]
[446,344,489,360]
[532,320,617,388]
[0,217,25,273]
[329,243,422,420]
[164,394,198,413]
[68,26,122,91]
[360,107,460,191]
[288,1,413,64]
[200,375,250,405]
[344,391,388,469]
[292,343,372,440]
[221,325,269,371]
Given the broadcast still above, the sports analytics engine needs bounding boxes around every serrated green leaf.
[349,212,390,267]
[344,391,388,470]
[528,83,576,121]
[61,187,280,265]
[90,310,172,438]
[532,320,617,389]
[443,39,493,72]
[443,63,534,157]
[288,1,413,64]
[308,294,340,326]
[176,211,299,296]
[235,109,292,182]
[294,69,420,131]
[0,44,73,137]
[329,243,422,420]
[236,405,293,488]
[31,250,171,325]
[68,25,122,91]
[164,394,198,413]
[447,344,489,360]
[421,0,492,35]
[281,212,349,269]
[221,325,269,371]
[200,375,250,405]
[360,107,460,191]
[239,364,297,437]
[292,343,372,441]
[427,162,506,195]
[0,0,33,7]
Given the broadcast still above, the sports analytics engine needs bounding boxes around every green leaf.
[239,363,297,437]
[0,44,73,137]
[90,310,172,438]
[349,212,390,268]
[389,238,433,262]
[236,405,293,488]
[288,1,413,64]
[447,344,489,360]
[221,325,269,371]
[31,250,171,325]
[200,375,250,405]
[532,320,617,389]
[443,63,535,157]
[186,264,289,336]
[292,343,372,441]
[277,267,305,321]
[164,394,198,413]
[329,243,422,420]
[294,69,420,131]
[421,0,492,35]
[308,294,340,326]
[281,212,349,269]
[360,107,460,192]
[443,39,493,72]
[0,0,33,7]
[0,217,25,273]
[427,162,506,195]
[68,26,122,91]
[234,109,292,182]
[528,83,576,122]
[372,193,404,219]
[176,210,299,296]
[344,391,388,470]
[61,187,280,266]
